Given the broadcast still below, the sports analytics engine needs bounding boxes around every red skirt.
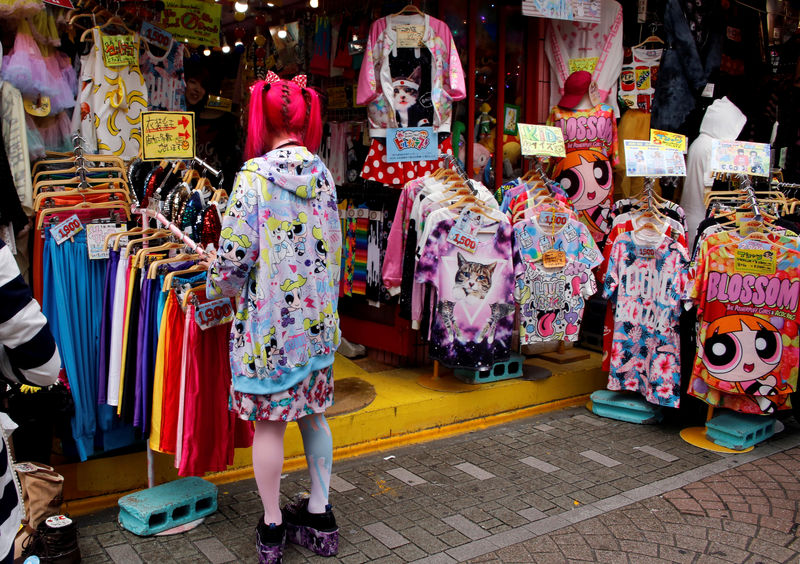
[361,137,453,186]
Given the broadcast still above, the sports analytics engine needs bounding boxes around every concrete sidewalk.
[75,406,800,563]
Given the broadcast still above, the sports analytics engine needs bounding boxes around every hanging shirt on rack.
[415,214,515,370]
[140,40,186,112]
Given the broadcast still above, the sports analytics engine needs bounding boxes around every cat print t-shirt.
[603,231,689,407]
[688,231,800,415]
[388,47,433,129]
[416,217,516,370]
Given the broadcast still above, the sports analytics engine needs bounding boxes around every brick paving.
[75,406,800,563]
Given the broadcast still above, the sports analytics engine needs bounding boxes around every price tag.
[140,21,172,51]
[735,248,776,275]
[446,226,478,253]
[517,124,566,157]
[100,34,138,67]
[395,24,424,48]
[206,95,232,113]
[44,515,73,528]
[50,214,83,245]
[701,82,715,98]
[542,249,566,268]
[635,246,656,260]
[538,211,569,229]
[194,298,235,330]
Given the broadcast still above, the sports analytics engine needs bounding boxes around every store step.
[705,412,775,451]
[118,477,217,536]
[589,390,663,424]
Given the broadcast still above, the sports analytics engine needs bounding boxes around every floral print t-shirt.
[688,231,800,415]
[603,231,689,407]
[415,217,516,370]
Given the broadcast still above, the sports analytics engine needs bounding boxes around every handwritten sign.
[101,34,138,67]
[710,140,770,177]
[140,21,173,51]
[50,214,83,245]
[650,129,687,153]
[735,248,776,275]
[624,140,686,177]
[386,127,438,163]
[328,87,349,110]
[161,0,222,46]
[568,57,598,74]
[517,124,566,157]
[194,298,235,330]
[86,223,126,259]
[395,24,424,48]
[141,111,195,161]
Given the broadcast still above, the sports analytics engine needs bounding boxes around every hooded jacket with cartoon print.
[208,147,342,395]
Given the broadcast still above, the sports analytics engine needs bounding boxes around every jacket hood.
[698,96,747,140]
[249,147,326,199]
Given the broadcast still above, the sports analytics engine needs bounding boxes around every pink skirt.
[230,365,334,422]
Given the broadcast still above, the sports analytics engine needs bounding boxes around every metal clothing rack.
[737,173,763,221]
[133,206,204,254]
[439,153,478,194]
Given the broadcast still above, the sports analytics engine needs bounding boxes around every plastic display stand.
[588,390,663,424]
[118,477,217,536]
[453,354,524,384]
[705,412,775,451]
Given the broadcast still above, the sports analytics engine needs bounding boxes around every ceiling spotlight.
[235,39,243,47]
[203,46,211,56]
[277,28,287,39]
[222,39,231,53]
[309,0,318,7]
[234,1,248,13]
[266,2,274,5]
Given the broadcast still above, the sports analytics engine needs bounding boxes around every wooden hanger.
[136,242,184,268]
[182,284,208,308]
[633,35,664,49]
[37,202,130,230]
[80,15,136,42]
[123,231,171,256]
[147,253,200,279]
[34,187,130,212]
[183,168,201,184]
[163,266,206,292]
[33,166,125,186]
[394,3,424,16]
[107,226,143,250]
[210,189,227,203]
[32,155,125,176]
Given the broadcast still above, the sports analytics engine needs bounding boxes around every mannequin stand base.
[588,390,663,424]
[535,342,590,364]
[705,412,776,451]
[680,427,754,453]
[118,477,217,536]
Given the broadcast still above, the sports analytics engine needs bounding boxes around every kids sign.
[386,127,439,163]
[517,124,566,158]
[140,111,195,161]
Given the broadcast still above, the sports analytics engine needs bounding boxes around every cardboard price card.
[650,129,687,153]
[101,34,138,67]
[710,140,770,177]
[624,140,686,177]
[161,0,222,46]
[141,111,195,161]
[517,124,566,158]
[140,21,173,51]
[386,127,438,163]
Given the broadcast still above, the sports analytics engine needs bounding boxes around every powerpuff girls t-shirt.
[547,104,619,166]
[603,231,689,407]
[415,217,516,370]
[689,231,800,415]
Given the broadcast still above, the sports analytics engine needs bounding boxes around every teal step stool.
[454,354,524,384]
[705,412,775,451]
[589,390,663,424]
[119,477,218,536]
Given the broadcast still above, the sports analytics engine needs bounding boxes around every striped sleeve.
[0,240,61,387]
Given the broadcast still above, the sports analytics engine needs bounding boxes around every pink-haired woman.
[203,73,342,563]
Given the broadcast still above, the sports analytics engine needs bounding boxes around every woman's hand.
[199,246,217,269]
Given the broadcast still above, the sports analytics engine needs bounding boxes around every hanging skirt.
[361,137,453,186]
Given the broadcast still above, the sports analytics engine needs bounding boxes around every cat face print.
[455,252,496,300]
[392,66,422,126]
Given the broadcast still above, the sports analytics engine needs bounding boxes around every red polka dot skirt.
[361,137,454,186]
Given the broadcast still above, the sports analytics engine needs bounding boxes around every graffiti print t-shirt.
[688,231,800,415]
[547,104,619,166]
[603,231,689,407]
[415,218,515,370]
[513,214,602,344]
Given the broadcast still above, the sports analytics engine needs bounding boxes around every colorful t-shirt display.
[547,104,619,166]
[603,231,689,407]
[415,217,515,370]
[689,231,800,414]
[619,46,662,113]
[140,40,186,112]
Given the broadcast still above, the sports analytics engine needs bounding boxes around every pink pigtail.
[302,87,323,154]
[245,80,270,160]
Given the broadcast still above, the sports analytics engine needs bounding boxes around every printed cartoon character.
[243,342,262,378]
[312,225,328,273]
[246,273,259,317]
[553,150,612,241]
[303,317,325,354]
[322,303,338,345]
[733,148,749,171]
[261,326,282,371]
[286,212,308,256]
[219,227,253,268]
[280,275,307,313]
[230,187,259,218]
[232,309,249,349]
[701,314,783,413]
[267,216,296,273]
[392,66,430,128]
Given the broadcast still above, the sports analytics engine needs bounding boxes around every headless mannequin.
[560,92,594,111]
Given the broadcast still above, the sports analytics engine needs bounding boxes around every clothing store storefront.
[1,0,799,512]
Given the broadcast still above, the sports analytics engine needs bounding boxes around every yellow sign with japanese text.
[160,0,222,46]
[140,111,195,161]
[650,129,688,153]
[517,124,566,157]
[101,34,138,67]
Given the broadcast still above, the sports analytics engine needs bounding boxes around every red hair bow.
[266,71,307,87]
